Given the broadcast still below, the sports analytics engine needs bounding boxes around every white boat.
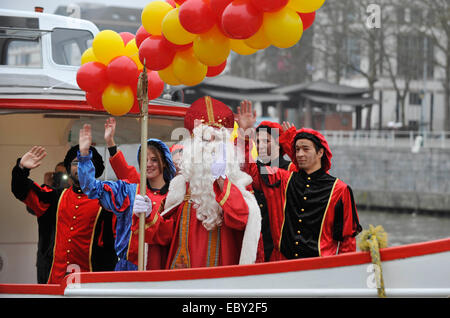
[0,8,448,300]
[1,237,449,298]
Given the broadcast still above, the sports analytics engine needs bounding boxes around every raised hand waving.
[20,146,47,170]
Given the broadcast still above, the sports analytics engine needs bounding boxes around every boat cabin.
[0,8,189,284]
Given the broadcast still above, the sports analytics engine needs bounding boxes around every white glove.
[133,194,152,218]
[211,143,226,180]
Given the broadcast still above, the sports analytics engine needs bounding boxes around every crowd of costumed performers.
[10,0,363,284]
[12,96,361,283]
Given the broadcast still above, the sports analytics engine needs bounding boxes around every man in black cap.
[11,145,117,284]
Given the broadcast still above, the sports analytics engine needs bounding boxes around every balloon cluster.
[77,31,165,116]
[138,0,324,87]
[77,0,325,116]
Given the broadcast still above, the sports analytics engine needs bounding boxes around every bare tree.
[381,0,448,130]
[314,0,385,130]
[380,0,414,128]
[313,0,352,84]
[228,29,314,85]
[420,0,450,130]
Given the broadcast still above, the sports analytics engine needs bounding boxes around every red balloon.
[136,25,151,48]
[161,34,193,51]
[119,32,135,45]
[139,36,176,71]
[85,91,103,109]
[221,0,263,39]
[165,0,176,7]
[250,0,288,12]
[174,0,187,4]
[206,60,226,77]
[210,0,233,35]
[129,96,140,114]
[76,62,108,93]
[106,56,139,86]
[210,0,233,19]
[147,71,165,100]
[179,0,216,34]
[298,11,316,30]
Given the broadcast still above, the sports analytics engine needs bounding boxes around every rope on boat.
[358,224,388,298]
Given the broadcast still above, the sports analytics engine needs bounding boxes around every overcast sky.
[0,0,154,13]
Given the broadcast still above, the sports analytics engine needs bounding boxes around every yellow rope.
[358,224,388,298]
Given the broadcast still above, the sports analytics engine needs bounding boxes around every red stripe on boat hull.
[0,238,448,295]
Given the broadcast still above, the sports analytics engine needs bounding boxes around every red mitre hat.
[184,96,235,133]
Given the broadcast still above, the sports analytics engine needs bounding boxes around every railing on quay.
[321,130,450,149]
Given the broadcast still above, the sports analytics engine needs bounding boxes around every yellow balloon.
[158,63,181,86]
[124,39,143,70]
[81,47,98,65]
[229,39,258,55]
[263,7,303,48]
[102,84,134,116]
[244,26,271,50]
[288,0,325,13]
[141,1,173,35]
[92,30,125,65]
[193,25,230,66]
[161,8,196,45]
[172,48,207,86]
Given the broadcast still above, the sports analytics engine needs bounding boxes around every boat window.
[1,38,42,67]
[51,28,93,66]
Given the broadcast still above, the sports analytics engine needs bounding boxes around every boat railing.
[321,130,450,149]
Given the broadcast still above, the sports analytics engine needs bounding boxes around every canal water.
[356,209,450,248]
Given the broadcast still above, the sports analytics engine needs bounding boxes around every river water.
[356,209,450,248]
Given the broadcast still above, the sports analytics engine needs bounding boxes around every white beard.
[179,124,249,231]
[162,124,261,265]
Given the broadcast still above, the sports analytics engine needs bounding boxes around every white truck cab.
[0,8,100,87]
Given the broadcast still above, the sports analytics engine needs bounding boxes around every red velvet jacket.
[242,133,361,261]
[11,161,117,284]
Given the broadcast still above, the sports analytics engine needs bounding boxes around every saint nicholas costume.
[143,96,261,268]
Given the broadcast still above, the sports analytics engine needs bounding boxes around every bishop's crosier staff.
[136,60,148,271]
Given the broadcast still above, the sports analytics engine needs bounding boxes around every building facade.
[312,0,449,131]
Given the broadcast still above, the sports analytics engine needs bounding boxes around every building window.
[397,34,434,80]
[396,7,405,24]
[409,92,422,105]
[410,8,423,25]
[345,37,361,77]
[408,120,419,130]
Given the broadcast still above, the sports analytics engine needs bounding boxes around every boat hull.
[1,238,449,297]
